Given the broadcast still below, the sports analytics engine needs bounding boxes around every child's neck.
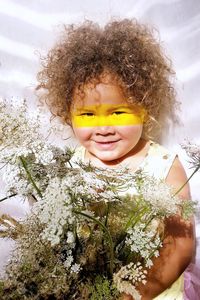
[84,138,150,171]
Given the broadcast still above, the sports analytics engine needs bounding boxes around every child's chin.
[93,150,121,162]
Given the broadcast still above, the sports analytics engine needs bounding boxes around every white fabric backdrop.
[0,0,199,274]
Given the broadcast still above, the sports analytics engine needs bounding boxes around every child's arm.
[122,157,195,300]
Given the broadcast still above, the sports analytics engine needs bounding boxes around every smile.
[94,140,120,149]
[94,140,120,144]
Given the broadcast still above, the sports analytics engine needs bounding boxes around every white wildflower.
[2,163,32,195]
[114,280,141,300]
[125,223,162,263]
[99,190,117,202]
[145,259,153,268]
[181,141,200,169]
[113,262,147,300]
[0,98,55,168]
[140,177,181,215]
[2,163,20,187]
[33,177,75,246]
[71,263,81,273]
[64,255,74,268]
[35,145,55,165]
[67,231,75,244]
[82,172,105,190]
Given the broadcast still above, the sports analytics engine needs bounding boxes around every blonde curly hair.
[37,18,179,139]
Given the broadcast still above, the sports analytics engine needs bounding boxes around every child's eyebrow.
[74,105,132,111]
[72,104,142,116]
[108,105,132,111]
[73,107,96,113]
[106,105,137,114]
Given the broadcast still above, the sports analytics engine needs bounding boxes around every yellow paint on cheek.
[72,104,146,127]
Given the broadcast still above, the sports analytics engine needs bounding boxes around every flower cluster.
[139,177,181,216]
[113,262,147,300]
[181,141,200,170]
[0,99,197,300]
[33,177,75,246]
[0,98,50,164]
[125,223,162,268]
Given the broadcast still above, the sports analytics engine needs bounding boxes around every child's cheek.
[116,123,143,136]
[72,126,92,142]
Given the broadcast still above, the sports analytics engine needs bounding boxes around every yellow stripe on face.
[72,104,146,127]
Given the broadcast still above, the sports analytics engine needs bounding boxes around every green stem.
[0,193,17,203]
[124,206,148,231]
[19,156,42,198]
[173,165,200,197]
[148,239,163,259]
[73,210,114,275]
[104,202,110,227]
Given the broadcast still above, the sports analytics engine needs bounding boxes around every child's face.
[71,77,145,163]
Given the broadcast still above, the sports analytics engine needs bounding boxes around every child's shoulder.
[142,141,177,180]
[148,141,175,158]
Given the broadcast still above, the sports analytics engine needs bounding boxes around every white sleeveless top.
[70,141,176,179]
[71,141,184,300]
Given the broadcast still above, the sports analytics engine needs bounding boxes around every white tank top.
[70,141,176,180]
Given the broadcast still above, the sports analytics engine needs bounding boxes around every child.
[37,19,195,299]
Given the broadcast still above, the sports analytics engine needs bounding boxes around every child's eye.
[112,111,126,115]
[80,113,94,116]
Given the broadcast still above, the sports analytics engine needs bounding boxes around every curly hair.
[36,18,179,139]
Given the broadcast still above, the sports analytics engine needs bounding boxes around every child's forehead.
[72,80,128,109]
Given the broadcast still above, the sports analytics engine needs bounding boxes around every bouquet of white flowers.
[0,99,197,300]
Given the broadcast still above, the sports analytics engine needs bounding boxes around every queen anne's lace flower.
[2,163,32,196]
[71,263,81,273]
[33,177,75,246]
[140,177,181,215]
[181,141,200,169]
[35,146,55,165]
[0,99,47,163]
[113,262,147,300]
[125,223,162,267]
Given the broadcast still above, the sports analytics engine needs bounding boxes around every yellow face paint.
[72,104,146,127]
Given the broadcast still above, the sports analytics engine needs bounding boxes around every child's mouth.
[95,140,119,144]
[94,140,120,149]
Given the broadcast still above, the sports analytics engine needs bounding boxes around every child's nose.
[95,125,115,135]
